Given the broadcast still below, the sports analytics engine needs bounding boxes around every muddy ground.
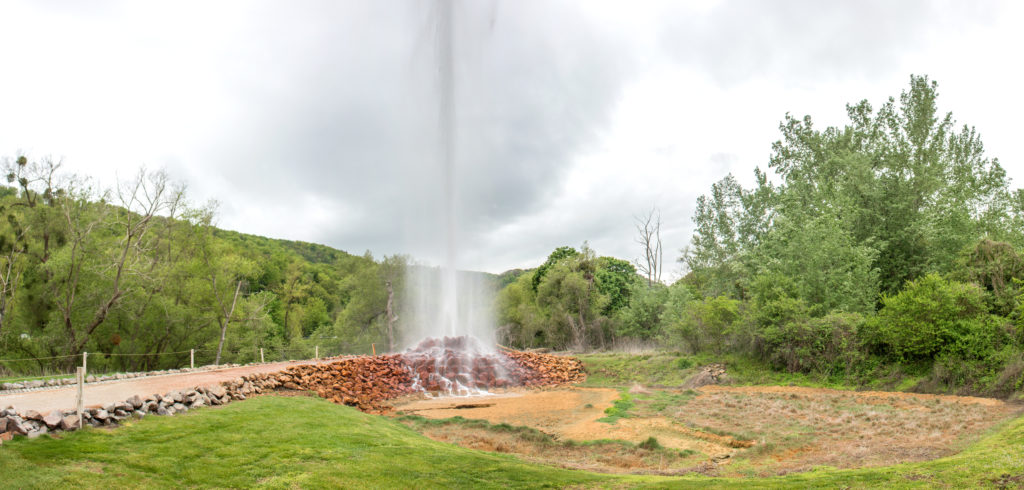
[390,385,1023,476]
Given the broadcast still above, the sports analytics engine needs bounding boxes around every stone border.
[0,372,284,444]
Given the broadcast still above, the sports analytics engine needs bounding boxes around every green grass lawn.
[1,394,1023,488]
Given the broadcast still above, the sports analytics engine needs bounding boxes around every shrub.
[761,312,866,374]
[867,274,998,361]
[665,296,741,354]
[638,437,662,450]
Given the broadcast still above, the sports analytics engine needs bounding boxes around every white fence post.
[190,349,195,369]
[260,348,264,363]
[82,351,88,380]
[76,367,85,429]
[315,345,319,361]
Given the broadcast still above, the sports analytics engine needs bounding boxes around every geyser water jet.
[400,0,499,396]
[399,0,495,384]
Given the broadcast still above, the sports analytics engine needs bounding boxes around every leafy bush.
[638,437,662,450]
[867,274,1004,361]
[952,239,1023,316]
[614,284,668,340]
[664,296,741,354]
[761,312,866,374]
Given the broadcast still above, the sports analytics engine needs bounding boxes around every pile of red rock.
[273,337,588,412]
[275,355,416,413]
[502,349,587,386]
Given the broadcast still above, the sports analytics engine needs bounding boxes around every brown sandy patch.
[393,384,1022,476]
[677,385,1023,475]
[404,421,710,475]
[393,387,736,458]
[699,384,1006,407]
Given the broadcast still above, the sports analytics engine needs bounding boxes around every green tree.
[867,273,1009,361]
[531,246,579,292]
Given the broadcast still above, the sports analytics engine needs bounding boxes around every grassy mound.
[0,395,612,488]
[1,394,1022,488]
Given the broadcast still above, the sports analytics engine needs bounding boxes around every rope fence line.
[0,346,362,364]
[0,353,83,362]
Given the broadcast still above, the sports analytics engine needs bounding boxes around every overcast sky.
[2,1,1022,279]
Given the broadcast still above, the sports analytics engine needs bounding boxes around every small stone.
[27,427,47,439]
[113,409,129,419]
[7,419,28,436]
[127,395,144,409]
[24,410,43,421]
[103,404,116,413]
[156,406,170,416]
[172,403,187,412]
[0,431,13,442]
[60,414,80,431]
[0,417,7,432]
[26,380,44,389]
[93,409,109,421]
[207,385,227,399]
[42,412,62,429]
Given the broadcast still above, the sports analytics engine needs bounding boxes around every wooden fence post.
[260,348,264,363]
[76,367,85,429]
[82,351,88,379]
[190,349,195,369]
[315,345,319,361]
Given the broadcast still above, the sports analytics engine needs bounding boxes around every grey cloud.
[659,0,998,85]
[180,1,632,261]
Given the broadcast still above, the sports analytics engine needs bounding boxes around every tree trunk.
[214,280,242,365]
[385,280,396,352]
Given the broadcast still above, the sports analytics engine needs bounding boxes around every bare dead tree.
[380,254,406,353]
[213,280,242,366]
[634,207,663,287]
[385,280,396,352]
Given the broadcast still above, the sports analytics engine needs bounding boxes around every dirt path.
[0,361,315,414]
